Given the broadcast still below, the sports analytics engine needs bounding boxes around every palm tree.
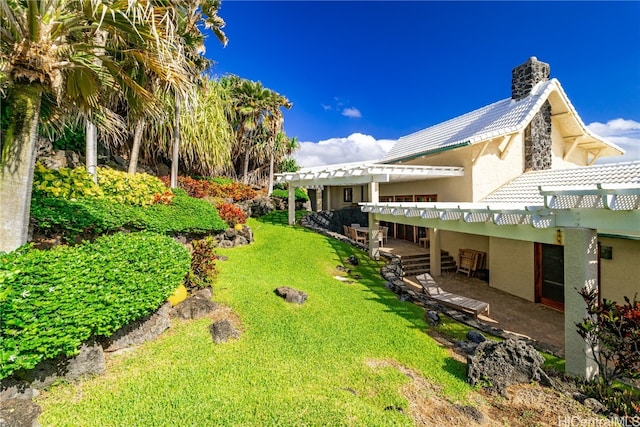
[0,0,192,253]
[223,76,291,185]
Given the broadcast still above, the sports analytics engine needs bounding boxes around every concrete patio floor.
[379,238,565,356]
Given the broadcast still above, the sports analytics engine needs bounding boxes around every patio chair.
[349,226,367,245]
[343,225,350,236]
[381,226,389,245]
[415,273,490,318]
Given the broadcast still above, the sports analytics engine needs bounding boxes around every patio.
[380,237,565,356]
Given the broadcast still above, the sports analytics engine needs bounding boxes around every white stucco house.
[276,57,640,379]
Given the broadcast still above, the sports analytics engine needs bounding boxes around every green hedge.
[30,188,228,241]
[271,188,309,202]
[0,232,190,379]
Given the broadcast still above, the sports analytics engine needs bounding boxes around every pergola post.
[288,185,296,225]
[563,227,599,380]
[368,182,380,260]
[325,186,331,211]
[429,228,442,276]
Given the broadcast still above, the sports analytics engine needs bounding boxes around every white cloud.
[321,104,332,111]
[588,118,640,164]
[341,107,362,118]
[293,133,396,168]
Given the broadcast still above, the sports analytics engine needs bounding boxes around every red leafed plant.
[152,191,174,205]
[216,202,246,227]
[160,176,257,202]
[577,289,640,416]
[186,236,218,290]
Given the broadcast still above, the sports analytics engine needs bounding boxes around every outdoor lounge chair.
[415,273,490,318]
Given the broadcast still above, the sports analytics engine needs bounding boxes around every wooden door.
[535,243,565,311]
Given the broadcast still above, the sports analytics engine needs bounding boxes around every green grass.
[38,211,472,426]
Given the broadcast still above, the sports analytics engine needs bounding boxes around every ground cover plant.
[37,212,472,426]
[30,188,227,241]
[0,232,190,378]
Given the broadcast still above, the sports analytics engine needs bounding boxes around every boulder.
[232,235,248,247]
[16,339,105,389]
[0,378,39,401]
[193,287,213,300]
[210,319,240,344]
[274,287,307,304]
[247,197,275,218]
[467,339,550,395]
[346,255,359,266]
[583,398,606,414]
[102,302,171,352]
[39,150,68,170]
[217,240,234,249]
[425,310,441,326]
[0,399,42,427]
[237,225,254,243]
[224,228,238,240]
[170,295,217,320]
[466,330,487,344]
[216,255,229,262]
[455,340,479,355]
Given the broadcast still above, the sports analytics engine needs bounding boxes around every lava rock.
[274,287,307,304]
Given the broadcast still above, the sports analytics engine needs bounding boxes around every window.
[343,187,353,202]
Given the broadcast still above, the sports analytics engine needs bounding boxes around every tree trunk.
[0,84,43,253]
[170,92,181,189]
[86,121,98,182]
[243,149,250,185]
[85,30,106,183]
[268,152,274,195]
[128,119,146,175]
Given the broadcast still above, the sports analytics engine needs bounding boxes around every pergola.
[277,163,640,379]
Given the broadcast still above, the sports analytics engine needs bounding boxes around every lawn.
[37,211,472,426]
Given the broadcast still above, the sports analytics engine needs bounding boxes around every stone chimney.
[511,56,550,100]
[512,57,552,171]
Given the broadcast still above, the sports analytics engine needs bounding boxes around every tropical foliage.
[30,188,227,242]
[0,0,195,252]
[0,232,190,379]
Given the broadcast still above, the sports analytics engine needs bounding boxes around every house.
[276,57,640,379]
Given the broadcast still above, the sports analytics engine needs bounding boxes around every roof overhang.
[360,184,640,241]
[275,162,464,188]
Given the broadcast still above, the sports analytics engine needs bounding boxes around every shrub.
[97,168,171,206]
[30,189,227,241]
[271,188,309,202]
[33,162,103,199]
[577,289,640,415]
[216,202,247,227]
[0,232,190,379]
[162,176,257,202]
[33,164,172,206]
[186,236,218,290]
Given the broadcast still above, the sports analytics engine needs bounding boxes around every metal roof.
[382,79,624,164]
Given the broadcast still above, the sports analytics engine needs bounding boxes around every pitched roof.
[482,161,640,205]
[382,79,624,164]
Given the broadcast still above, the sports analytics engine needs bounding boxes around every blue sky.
[205,1,640,167]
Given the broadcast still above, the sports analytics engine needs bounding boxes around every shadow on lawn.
[256,210,467,381]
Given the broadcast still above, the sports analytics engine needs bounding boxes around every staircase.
[400,251,457,276]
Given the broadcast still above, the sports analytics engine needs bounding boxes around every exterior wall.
[470,133,525,201]
[489,237,535,301]
[598,237,640,303]
[382,147,474,202]
[324,185,367,210]
[440,231,490,267]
